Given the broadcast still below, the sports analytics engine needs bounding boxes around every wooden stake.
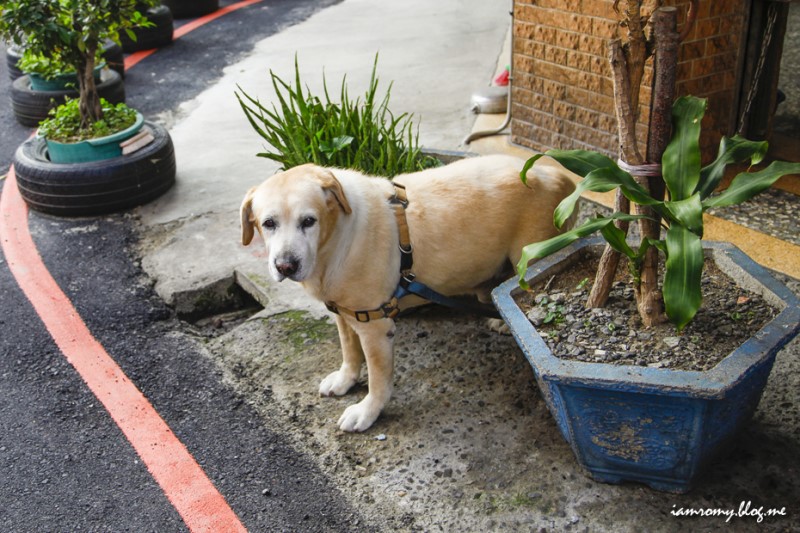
[634,6,680,327]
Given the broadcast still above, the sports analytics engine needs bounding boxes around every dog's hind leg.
[320,315,365,397]
[337,319,395,432]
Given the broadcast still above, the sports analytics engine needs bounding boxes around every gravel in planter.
[515,251,779,372]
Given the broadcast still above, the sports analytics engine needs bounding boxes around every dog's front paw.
[319,369,358,397]
[338,396,382,432]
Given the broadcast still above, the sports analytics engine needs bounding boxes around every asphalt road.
[0,1,372,531]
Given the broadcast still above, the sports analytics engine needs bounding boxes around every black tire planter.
[10,69,125,127]
[6,44,24,81]
[6,40,125,82]
[162,0,218,19]
[119,5,174,52]
[102,40,126,79]
[12,121,176,217]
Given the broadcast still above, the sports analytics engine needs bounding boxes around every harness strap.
[325,182,499,322]
[325,298,401,322]
[395,276,501,319]
[324,182,411,322]
[390,183,414,274]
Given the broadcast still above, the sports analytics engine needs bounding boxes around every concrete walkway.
[137,0,511,317]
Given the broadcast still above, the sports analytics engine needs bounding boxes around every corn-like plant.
[518,95,800,331]
[235,56,439,178]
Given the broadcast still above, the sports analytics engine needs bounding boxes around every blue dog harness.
[324,183,500,322]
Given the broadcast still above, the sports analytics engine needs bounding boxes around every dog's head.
[240,164,352,282]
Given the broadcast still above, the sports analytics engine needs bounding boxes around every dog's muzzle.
[275,256,300,279]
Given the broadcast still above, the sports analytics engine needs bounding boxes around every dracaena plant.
[518,95,800,331]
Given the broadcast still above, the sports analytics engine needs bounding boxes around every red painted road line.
[0,3,273,531]
[0,170,247,532]
[125,0,264,70]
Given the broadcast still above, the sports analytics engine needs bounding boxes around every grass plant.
[236,55,439,177]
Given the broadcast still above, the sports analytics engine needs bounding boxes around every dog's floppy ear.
[240,186,257,246]
[317,169,352,214]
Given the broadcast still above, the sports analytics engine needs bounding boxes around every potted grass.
[1,0,176,216]
[235,55,440,177]
[9,47,126,127]
[492,95,800,493]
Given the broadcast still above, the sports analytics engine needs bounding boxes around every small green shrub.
[235,55,439,177]
[18,50,103,81]
[38,98,137,142]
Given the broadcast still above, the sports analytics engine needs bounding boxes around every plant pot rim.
[42,110,144,147]
[492,237,800,398]
[27,63,106,91]
[27,62,106,79]
[42,111,145,164]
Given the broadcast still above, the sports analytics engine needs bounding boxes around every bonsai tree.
[0,0,155,131]
[518,95,800,331]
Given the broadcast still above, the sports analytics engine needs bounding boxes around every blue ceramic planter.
[492,238,800,493]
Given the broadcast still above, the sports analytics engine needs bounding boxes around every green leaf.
[702,160,800,209]
[663,225,703,331]
[516,214,643,289]
[542,149,619,178]
[519,154,542,187]
[319,135,354,159]
[525,150,658,228]
[697,135,769,199]
[599,222,637,259]
[663,96,705,201]
[663,193,704,236]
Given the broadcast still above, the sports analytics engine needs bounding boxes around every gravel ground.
[194,283,800,532]
[708,187,800,246]
[172,184,800,531]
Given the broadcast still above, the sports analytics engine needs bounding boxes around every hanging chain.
[737,1,779,134]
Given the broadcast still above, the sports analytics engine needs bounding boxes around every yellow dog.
[240,155,575,431]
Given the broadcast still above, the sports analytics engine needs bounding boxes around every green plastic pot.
[28,64,104,91]
[45,112,145,164]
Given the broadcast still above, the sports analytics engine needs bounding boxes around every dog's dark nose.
[275,257,300,277]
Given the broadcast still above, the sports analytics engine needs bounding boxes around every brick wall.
[511,0,749,160]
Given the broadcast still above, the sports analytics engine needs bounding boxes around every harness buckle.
[389,183,409,208]
[381,298,401,320]
[355,310,372,323]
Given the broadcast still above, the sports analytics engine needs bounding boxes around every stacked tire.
[119,4,174,52]
[13,122,176,216]
[162,0,218,18]
[10,69,126,127]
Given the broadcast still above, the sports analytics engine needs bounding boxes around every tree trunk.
[77,42,102,129]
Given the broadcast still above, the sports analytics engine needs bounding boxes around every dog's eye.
[300,216,317,229]
[263,218,277,230]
